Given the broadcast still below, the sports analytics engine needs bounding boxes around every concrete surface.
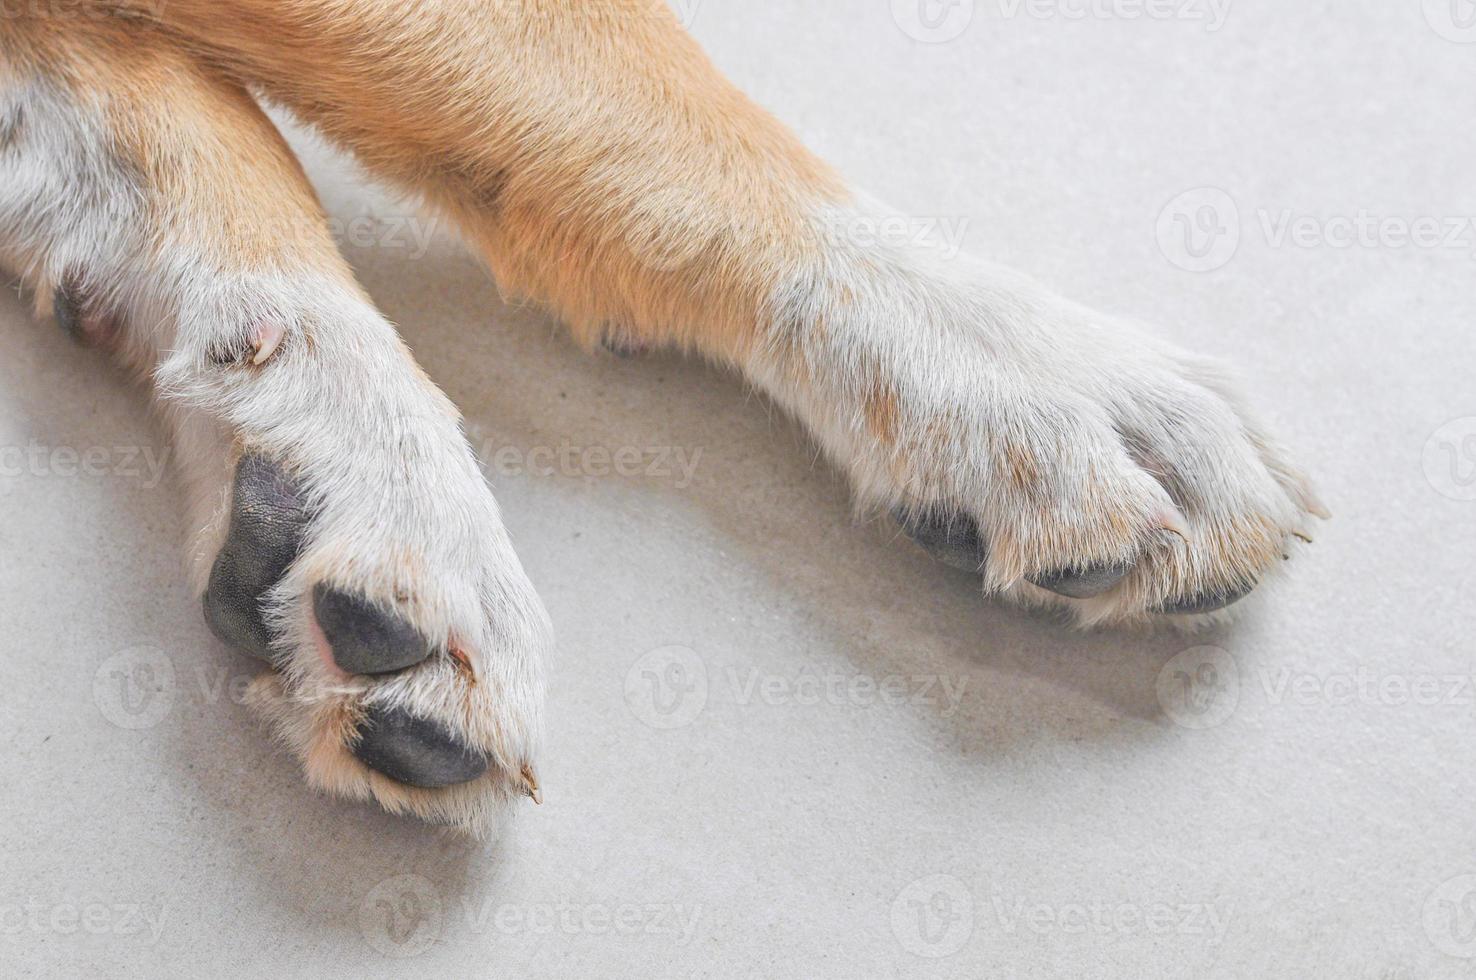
[2,1,1474,976]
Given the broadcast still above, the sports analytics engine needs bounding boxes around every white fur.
[0,60,550,832]
[745,199,1323,627]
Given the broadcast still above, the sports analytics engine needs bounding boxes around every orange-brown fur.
[95,0,849,362]
[1,13,361,341]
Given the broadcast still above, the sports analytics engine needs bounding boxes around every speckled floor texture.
[2,1,1473,976]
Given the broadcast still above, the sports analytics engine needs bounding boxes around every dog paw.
[755,240,1326,628]
[200,445,548,829]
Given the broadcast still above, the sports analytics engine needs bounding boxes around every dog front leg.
[126,0,1326,624]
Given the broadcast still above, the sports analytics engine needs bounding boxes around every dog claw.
[1154,508,1191,546]
[249,321,285,365]
[520,764,542,805]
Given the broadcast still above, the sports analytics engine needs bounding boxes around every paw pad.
[601,335,651,359]
[896,510,987,572]
[1029,562,1135,600]
[351,704,489,789]
[204,454,490,793]
[203,454,313,662]
[312,585,432,675]
[53,283,117,346]
[1154,582,1255,616]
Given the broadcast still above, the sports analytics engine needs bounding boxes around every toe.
[203,455,313,662]
[352,704,489,789]
[312,586,433,675]
[900,510,1137,600]
[1030,562,1135,600]
[897,510,987,572]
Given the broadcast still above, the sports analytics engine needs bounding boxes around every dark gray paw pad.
[313,585,432,676]
[54,285,85,341]
[352,705,489,788]
[203,455,313,662]
[1155,582,1256,615]
[601,337,650,359]
[1029,562,1135,600]
[896,510,987,572]
[54,282,117,346]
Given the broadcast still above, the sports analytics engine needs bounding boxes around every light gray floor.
[3,1,1474,976]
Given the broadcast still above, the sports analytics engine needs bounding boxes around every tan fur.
[863,379,902,448]
[2,17,341,279]
[100,0,847,362]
